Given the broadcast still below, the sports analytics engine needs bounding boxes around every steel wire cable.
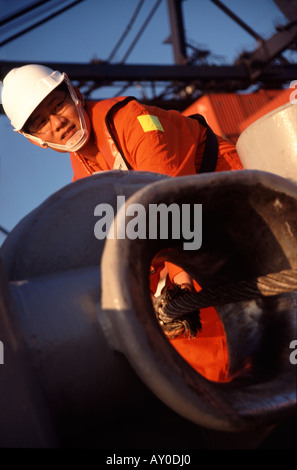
[107,0,146,62]
[0,0,53,27]
[120,0,163,63]
[163,267,297,317]
[0,0,86,47]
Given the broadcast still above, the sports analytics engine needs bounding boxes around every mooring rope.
[165,267,297,315]
[154,267,297,339]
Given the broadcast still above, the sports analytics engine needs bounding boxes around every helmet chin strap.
[21,75,89,152]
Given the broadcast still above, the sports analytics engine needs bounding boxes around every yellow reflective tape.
[137,115,164,132]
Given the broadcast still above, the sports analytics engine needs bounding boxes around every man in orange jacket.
[2,64,243,381]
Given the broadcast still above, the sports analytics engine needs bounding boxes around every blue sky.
[0,0,290,244]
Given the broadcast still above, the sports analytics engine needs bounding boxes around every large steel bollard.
[101,170,297,432]
[0,170,296,446]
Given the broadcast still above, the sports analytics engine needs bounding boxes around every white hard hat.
[2,64,64,131]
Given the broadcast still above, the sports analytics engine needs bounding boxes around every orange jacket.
[71,96,242,179]
[70,97,243,382]
[71,97,242,276]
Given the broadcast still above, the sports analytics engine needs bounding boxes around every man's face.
[24,87,87,150]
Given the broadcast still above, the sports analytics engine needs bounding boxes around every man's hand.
[153,283,202,339]
[173,271,195,292]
